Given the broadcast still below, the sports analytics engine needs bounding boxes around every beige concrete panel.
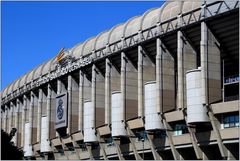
[219,128,239,140]
[126,99,138,120]
[96,107,105,128]
[72,115,79,133]
[172,134,191,145]
[80,151,91,160]
[111,67,121,91]
[209,79,221,104]
[135,140,151,150]
[32,127,37,144]
[165,110,184,122]
[68,154,79,160]
[105,146,118,155]
[51,137,62,146]
[42,102,47,116]
[211,100,239,114]
[83,79,91,100]
[127,118,144,129]
[98,126,111,136]
[50,121,56,139]
[62,136,72,144]
[72,132,83,141]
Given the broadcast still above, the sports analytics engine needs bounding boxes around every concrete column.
[21,95,27,147]
[105,58,111,124]
[138,45,144,117]
[57,79,62,95]
[9,103,13,133]
[29,91,34,144]
[156,38,163,113]
[4,106,8,132]
[14,99,20,145]
[37,89,43,142]
[121,52,127,121]
[67,75,72,134]
[46,84,52,141]
[78,70,84,131]
[92,65,97,128]
[177,30,184,109]
[200,22,208,104]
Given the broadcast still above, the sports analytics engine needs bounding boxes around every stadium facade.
[1,1,239,160]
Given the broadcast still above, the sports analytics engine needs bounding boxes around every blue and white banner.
[55,93,68,129]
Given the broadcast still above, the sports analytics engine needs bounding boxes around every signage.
[55,93,68,129]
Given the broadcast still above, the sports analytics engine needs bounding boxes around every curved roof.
[1,1,207,99]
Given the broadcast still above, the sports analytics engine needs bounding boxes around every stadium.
[1,1,239,160]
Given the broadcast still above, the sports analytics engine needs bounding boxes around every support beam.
[9,103,13,133]
[29,91,34,145]
[156,38,163,114]
[138,45,144,117]
[200,22,208,105]
[92,65,97,129]
[78,70,84,131]
[37,89,43,143]
[126,125,143,160]
[177,30,184,109]
[67,75,72,134]
[207,106,227,159]
[105,58,111,125]
[162,117,181,160]
[183,109,206,160]
[21,95,27,147]
[4,105,9,133]
[96,131,108,160]
[86,144,94,160]
[46,84,52,143]
[112,139,124,160]
[146,133,162,160]
[121,52,127,121]
[14,99,20,146]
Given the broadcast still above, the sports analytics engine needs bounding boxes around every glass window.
[174,124,188,136]
[222,114,239,129]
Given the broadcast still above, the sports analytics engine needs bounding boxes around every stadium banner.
[55,93,68,129]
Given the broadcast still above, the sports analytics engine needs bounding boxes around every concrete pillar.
[67,75,72,134]
[177,30,184,109]
[37,89,43,142]
[138,45,144,117]
[121,52,127,121]
[57,79,62,95]
[105,58,111,124]
[29,92,34,144]
[92,65,97,128]
[14,99,20,145]
[9,103,13,133]
[78,70,84,131]
[156,38,163,113]
[21,95,27,147]
[200,22,208,104]
[46,84,52,141]
[4,106,8,132]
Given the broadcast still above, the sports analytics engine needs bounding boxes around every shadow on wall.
[1,128,24,160]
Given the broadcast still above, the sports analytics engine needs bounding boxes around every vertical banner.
[55,93,68,129]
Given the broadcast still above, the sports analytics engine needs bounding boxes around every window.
[222,114,239,129]
[135,131,148,142]
[174,124,188,136]
[104,137,114,147]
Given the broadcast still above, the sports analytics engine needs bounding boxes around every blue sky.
[1,1,164,90]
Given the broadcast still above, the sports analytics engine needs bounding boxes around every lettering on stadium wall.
[55,93,68,129]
